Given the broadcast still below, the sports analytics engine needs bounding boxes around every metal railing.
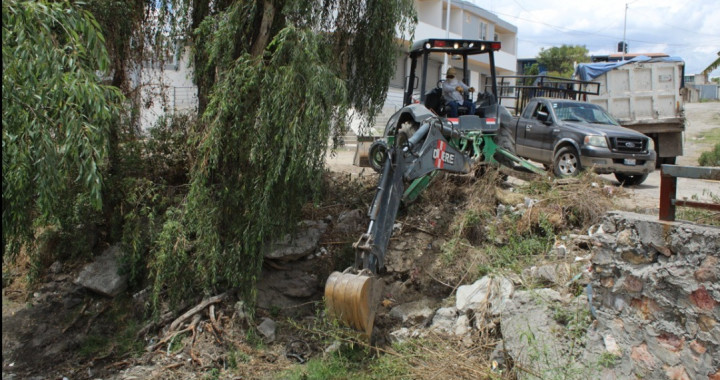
[485,75,601,116]
[659,165,720,221]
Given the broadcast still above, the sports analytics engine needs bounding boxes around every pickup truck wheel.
[614,173,648,186]
[494,126,516,168]
[553,146,581,177]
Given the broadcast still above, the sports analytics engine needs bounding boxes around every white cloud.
[471,0,720,76]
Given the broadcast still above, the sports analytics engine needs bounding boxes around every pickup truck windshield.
[552,102,619,125]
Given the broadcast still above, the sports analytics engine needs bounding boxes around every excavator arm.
[325,117,471,336]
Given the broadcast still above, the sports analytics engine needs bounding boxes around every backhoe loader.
[324,39,544,337]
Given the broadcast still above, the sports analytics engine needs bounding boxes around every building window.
[480,22,487,40]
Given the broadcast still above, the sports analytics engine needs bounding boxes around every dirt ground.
[2,101,717,380]
[600,102,720,211]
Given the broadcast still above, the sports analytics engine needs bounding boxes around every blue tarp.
[574,56,684,81]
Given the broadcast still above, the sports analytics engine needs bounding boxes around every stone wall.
[590,211,720,379]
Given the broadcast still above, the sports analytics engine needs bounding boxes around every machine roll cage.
[403,38,501,107]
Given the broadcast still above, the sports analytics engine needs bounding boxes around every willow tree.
[149,0,416,306]
[2,1,123,259]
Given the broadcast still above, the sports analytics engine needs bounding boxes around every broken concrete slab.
[501,288,589,379]
[257,318,277,342]
[75,245,127,297]
[455,275,514,316]
[389,299,435,325]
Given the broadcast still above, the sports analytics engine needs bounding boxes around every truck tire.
[553,146,581,177]
[494,126,516,168]
[614,173,648,186]
[368,140,388,173]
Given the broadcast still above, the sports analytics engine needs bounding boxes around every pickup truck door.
[517,102,554,162]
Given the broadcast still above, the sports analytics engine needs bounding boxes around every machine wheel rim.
[557,152,578,175]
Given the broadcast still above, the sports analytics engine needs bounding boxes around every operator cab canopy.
[404,38,501,119]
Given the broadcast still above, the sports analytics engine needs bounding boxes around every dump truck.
[575,57,686,165]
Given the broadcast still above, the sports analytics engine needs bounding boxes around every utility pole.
[443,0,451,78]
[622,3,628,60]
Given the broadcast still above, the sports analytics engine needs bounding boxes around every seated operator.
[442,67,476,117]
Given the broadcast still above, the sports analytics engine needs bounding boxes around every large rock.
[501,289,574,379]
[265,220,328,261]
[334,209,365,235]
[267,270,318,298]
[256,269,319,311]
[75,245,127,297]
[455,275,514,315]
[389,299,435,325]
[257,318,277,342]
[429,307,459,334]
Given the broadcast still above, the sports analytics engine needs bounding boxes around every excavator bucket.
[352,136,380,168]
[324,271,380,337]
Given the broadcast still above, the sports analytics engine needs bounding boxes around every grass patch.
[697,127,720,145]
[696,128,720,166]
[478,214,555,276]
[676,190,720,226]
[78,334,109,358]
[282,337,504,380]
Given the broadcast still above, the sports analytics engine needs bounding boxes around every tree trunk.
[250,0,276,59]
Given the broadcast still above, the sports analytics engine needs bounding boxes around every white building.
[139,0,517,132]
[138,46,198,131]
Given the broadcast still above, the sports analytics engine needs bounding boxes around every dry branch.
[62,301,88,333]
[147,314,202,352]
[168,293,226,332]
[137,310,175,338]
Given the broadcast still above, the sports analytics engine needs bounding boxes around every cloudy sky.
[470,0,720,77]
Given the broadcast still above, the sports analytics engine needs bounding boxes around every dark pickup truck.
[496,97,656,185]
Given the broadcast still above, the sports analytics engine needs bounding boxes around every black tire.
[614,173,648,186]
[368,140,388,173]
[553,146,581,177]
[494,126,516,168]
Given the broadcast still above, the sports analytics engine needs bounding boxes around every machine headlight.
[584,135,608,148]
[647,138,655,151]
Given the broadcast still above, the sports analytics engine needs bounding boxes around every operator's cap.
[446,67,456,77]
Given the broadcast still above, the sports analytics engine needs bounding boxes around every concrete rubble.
[388,211,719,379]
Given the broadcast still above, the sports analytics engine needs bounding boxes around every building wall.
[139,46,198,131]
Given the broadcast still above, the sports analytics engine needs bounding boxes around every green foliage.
[479,215,555,275]
[699,143,720,166]
[112,114,194,288]
[285,348,364,380]
[537,45,590,78]
[227,349,251,369]
[697,128,720,167]
[149,0,416,309]
[2,0,123,258]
